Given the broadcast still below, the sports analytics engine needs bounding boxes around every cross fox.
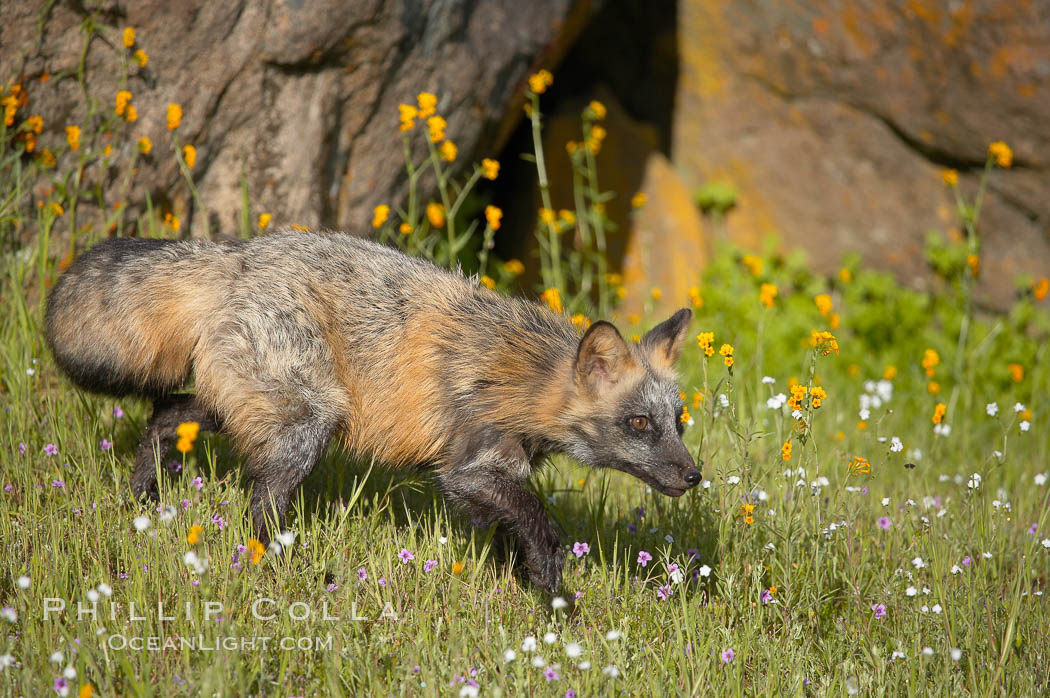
[45,230,700,593]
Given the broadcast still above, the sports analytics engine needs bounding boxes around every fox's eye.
[630,416,649,431]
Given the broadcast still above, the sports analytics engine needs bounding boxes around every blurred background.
[3,0,1047,310]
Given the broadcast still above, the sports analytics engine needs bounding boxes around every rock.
[1,0,580,238]
[674,0,1050,308]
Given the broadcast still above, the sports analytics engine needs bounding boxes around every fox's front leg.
[437,439,564,594]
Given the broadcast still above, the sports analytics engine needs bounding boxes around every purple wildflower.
[326,583,339,592]
[53,677,68,695]
[44,444,58,456]
[721,648,735,663]
[872,603,886,619]
[760,589,772,604]
[210,513,226,529]
[544,666,560,681]
[3,484,11,492]
[1027,523,1038,535]
[191,477,203,490]
[18,442,26,454]
[572,541,590,558]
[113,406,124,418]
[637,550,652,566]
[962,556,972,566]
[657,584,672,601]
[566,691,577,698]
[181,498,191,510]
[99,439,112,451]
[398,548,415,564]
[424,559,438,573]
[687,548,699,561]
[357,567,367,581]
[378,577,387,586]
[51,479,65,488]
[168,461,182,473]
[877,516,891,530]
[627,523,637,534]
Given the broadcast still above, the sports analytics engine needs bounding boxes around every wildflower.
[988,141,1012,168]
[124,104,137,122]
[719,343,734,368]
[742,254,763,276]
[1020,420,1030,432]
[931,403,946,424]
[52,479,65,488]
[187,525,203,544]
[656,584,672,600]
[986,402,999,416]
[134,49,149,67]
[452,561,464,574]
[504,649,517,662]
[967,254,980,277]
[767,393,787,410]
[759,283,778,307]
[605,629,622,641]
[848,456,871,476]
[398,548,415,564]
[540,287,562,313]
[504,258,524,275]
[481,158,500,180]
[680,405,691,424]
[877,516,891,530]
[697,331,715,357]
[688,285,703,308]
[191,476,203,490]
[941,168,958,186]
[1034,277,1049,301]
[522,636,537,652]
[602,665,620,677]
[479,275,495,291]
[39,148,57,168]
[720,649,734,663]
[423,559,438,573]
[44,443,58,456]
[167,103,182,130]
[1035,473,1047,486]
[65,125,81,151]
[1007,363,1024,382]
[247,538,265,564]
[810,385,827,408]
[698,564,712,577]
[252,213,271,231]
[132,515,150,531]
[122,27,135,47]
[871,603,886,619]
[528,69,553,94]
[551,596,569,609]
[631,192,647,208]
[810,330,839,355]
[482,204,503,231]
[416,92,437,118]
[115,90,132,116]
[814,294,832,316]
[426,115,446,143]
[426,202,446,228]
[182,144,196,168]
[588,100,606,120]
[176,421,199,454]
[136,136,152,154]
[637,550,652,567]
[544,667,560,681]
[760,589,773,604]
[439,139,457,162]
[398,104,417,131]
[921,348,939,377]
[968,472,982,489]
[17,576,30,589]
[571,314,591,331]
[651,287,662,301]
[781,440,792,462]
[883,365,898,380]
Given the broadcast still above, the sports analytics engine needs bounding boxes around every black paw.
[525,541,564,595]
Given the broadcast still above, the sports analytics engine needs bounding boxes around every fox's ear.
[642,308,692,368]
[575,321,635,395]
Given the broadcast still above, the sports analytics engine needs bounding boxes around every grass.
[2,232,1050,696]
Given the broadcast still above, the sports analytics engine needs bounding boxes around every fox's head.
[564,308,701,496]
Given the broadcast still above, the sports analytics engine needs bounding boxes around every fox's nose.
[683,470,702,487]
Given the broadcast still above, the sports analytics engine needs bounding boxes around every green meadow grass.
[2,233,1049,697]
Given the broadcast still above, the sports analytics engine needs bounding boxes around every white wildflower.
[890,437,903,453]
[521,636,537,652]
[132,515,151,531]
[565,643,583,658]
[986,402,999,416]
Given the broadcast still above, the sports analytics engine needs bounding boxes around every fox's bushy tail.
[45,237,238,398]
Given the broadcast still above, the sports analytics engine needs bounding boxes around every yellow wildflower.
[528,69,553,94]
[742,254,763,277]
[688,285,703,308]
[187,525,203,545]
[452,561,464,575]
[719,343,734,368]
[426,202,446,228]
[857,420,867,430]
[372,205,389,228]
[398,103,417,131]
[921,348,940,377]
[291,224,310,231]
[565,140,579,155]
[137,136,152,154]
[697,331,715,357]
[927,381,940,395]
[416,92,437,119]
[504,258,524,275]
[115,90,131,116]
[65,125,81,151]
[883,365,898,381]
[829,312,840,329]
[439,139,457,162]
[182,144,196,168]
[122,27,135,48]
[124,104,137,122]
[481,158,500,180]
[941,168,958,186]
[651,287,662,301]
[631,192,647,208]
[1007,362,1024,382]
[692,392,702,409]
[558,209,576,226]
[164,212,181,231]
[932,402,946,424]
[103,144,112,157]
[759,283,778,308]
[781,440,792,461]
[399,222,413,235]
[1034,277,1049,301]
[810,330,840,355]
[480,275,495,290]
[25,114,43,133]
[167,103,182,130]
[248,538,266,564]
[814,294,833,316]
[134,49,149,68]
[848,456,871,476]
[539,208,557,225]
[540,287,563,313]
[588,100,606,120]
[79,684,94,698]
[616,286,627,299]
[258,213,272,229]
[839,267,853,283]
[40,148,56,168]
[988,141,1012,168]
[966,254,980,277]
[177,421,199,440]
[810,385,827,408]
[485,205,503,231]
[571,314,591,330]
[50,202,64,217]
[427,115,446,143]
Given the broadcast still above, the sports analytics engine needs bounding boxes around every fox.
[45,229,701,593]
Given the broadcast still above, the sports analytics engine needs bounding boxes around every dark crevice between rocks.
[479,0,679,291]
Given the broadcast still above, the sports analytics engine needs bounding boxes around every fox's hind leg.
[130,394,221,501]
